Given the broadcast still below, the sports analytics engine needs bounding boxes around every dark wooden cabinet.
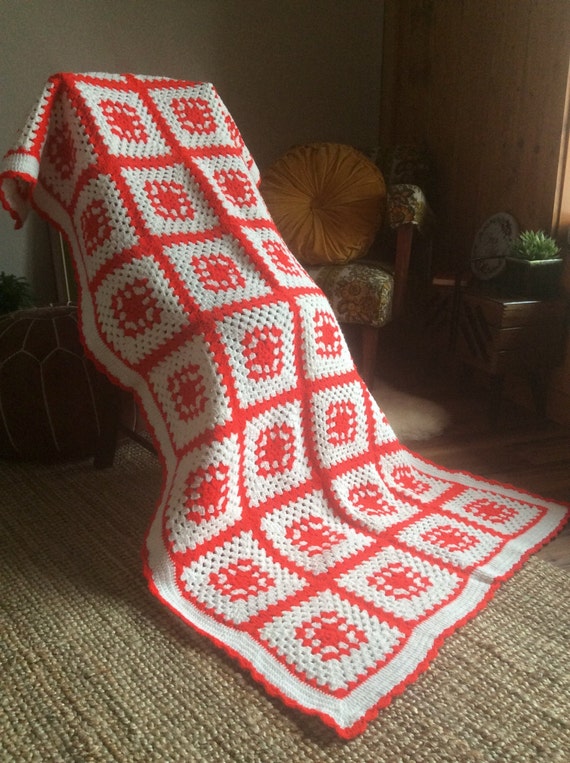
[456,292,566,422]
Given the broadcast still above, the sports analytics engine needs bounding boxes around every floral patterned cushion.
[307,262,394,327]
[380,144,432,189]
[387,183,433,232]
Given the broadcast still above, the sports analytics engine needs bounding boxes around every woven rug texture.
[1,442,569,763]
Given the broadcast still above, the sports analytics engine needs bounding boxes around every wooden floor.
[372,327,570,573]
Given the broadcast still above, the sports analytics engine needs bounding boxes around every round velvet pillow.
[262,143,386,265]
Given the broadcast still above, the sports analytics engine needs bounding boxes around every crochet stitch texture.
[1,73,568,738]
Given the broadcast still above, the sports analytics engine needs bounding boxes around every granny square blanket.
[1,73,568,738]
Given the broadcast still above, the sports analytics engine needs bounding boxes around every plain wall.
[0,0,383,303]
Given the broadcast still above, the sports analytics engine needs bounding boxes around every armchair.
[262,143,434,387]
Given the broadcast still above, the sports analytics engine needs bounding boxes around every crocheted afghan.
[1,73,568,738]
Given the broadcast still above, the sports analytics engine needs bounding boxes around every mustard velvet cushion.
[262,143,386,265]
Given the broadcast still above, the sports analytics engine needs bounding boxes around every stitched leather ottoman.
[0,305,114,461]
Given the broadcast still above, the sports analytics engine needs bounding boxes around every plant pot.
[503,257,564,299]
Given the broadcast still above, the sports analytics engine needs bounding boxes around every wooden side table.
[455,290,566,424]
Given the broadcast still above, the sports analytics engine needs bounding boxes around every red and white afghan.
[1,73,568,738]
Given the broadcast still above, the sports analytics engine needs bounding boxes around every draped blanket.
[1,73,568,738]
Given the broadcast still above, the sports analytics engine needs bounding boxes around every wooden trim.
[552,55,570,240]
[379,0,399,150]
[392,223,414,317]
[48,225,76,304]
[360,325,380,389]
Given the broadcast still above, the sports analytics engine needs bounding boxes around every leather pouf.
[0,305,112,461]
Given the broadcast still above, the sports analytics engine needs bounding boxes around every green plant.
[0,271,33,315]
[509,230,561,261]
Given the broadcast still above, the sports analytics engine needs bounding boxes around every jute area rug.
[1,442,568,763]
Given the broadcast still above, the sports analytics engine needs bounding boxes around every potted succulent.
[0,271,33,315]
[505,230,564,298]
